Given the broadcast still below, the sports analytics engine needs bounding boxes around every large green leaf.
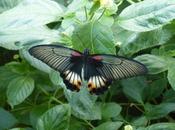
[167,60,175,91]
[121,77,147,104]
[64,87,101,120]
[163,89,175,103]
[72,20,115,54]
[135,54,168,74]
[117,0,175,32]
[30,104,49,129]
[0,0,22,13]
[66,0,87,14]
[132,116,148,127]
[101,102,121,119]
[0,27,60,50]
[0,66,20,106]
[49,70,64,86]
[0,0,63,29]
[145,103,175,120]
[8,128,29,130]
[7,76,34,107]
[0,66,20,88]
[143,77,167,101]
[137,123,175,130]
[36,104,71,130]
[112,23,175,56]
[0,107,18,130]
[69,117,87,130]
[93,121,123,130]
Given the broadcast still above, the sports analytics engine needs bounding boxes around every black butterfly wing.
[92,54,147,80]
[85,54,147,94]
[83,61,112,95]
[29,44,83,91]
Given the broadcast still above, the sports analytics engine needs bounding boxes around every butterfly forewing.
[29,45,83,91]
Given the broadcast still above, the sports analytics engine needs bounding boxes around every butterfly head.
[83,48,90,56]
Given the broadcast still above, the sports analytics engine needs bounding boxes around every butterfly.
[29,44,147,95]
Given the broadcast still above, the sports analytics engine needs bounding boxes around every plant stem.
[51,96,64,104]
[97,8,106,21]
[131,103,145,113]
[38,85,50,96]
[126,0,135,4]
[84,6,88,21]
[83,119,95,129]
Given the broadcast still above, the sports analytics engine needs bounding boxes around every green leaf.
[64,87,101,120]
[143,77,167,101]
[137,123,175,130]
[0,27,60,50]
[9,128,34,130]
[163,89,175,102]
[168,60,175,91]
[93,121,123,130]
[69,117,87,130]
[49,70,64,86]
[0,0,63,29]
[132,116,148,127]
[0,107,18,130]
[0,0,22,13]
[101,102,121,119]
[118,0,175,32]
[8,128,26,130]
[30,104,49,129]
[5,61,31,74]
[121,77,147,104]
[113,23,175,56]
[145,103,175,120]
[36,104,71,130]
[135,54,168,74]
[0,66,20,88]
[72,21,115,54]
[0,66,20,106]
[159,43,175,57]
[7,76,35,107]
[66,0,87,14]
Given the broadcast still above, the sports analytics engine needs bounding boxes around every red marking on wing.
[71,51,82,57]
[92,56,103,61]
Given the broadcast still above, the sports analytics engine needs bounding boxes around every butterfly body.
[29,44,147,95]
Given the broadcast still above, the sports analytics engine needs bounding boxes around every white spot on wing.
[92,77,96,87]
[96,76,100,88]
[99,76,105,86]
[66,71,72,80]
[74,73,77,84]
[70,72,74,83]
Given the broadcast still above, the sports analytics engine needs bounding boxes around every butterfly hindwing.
[91,54,147,80]
[29,44,83,91]
[84,61,112,95]
[60,62,83,91]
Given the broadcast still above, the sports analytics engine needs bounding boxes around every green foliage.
[7,76,34,107]
[36,104,71,130]
[0,0,175,129]
[93,121,123,130]
[0,107,18,130]
[72,21,115,53]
